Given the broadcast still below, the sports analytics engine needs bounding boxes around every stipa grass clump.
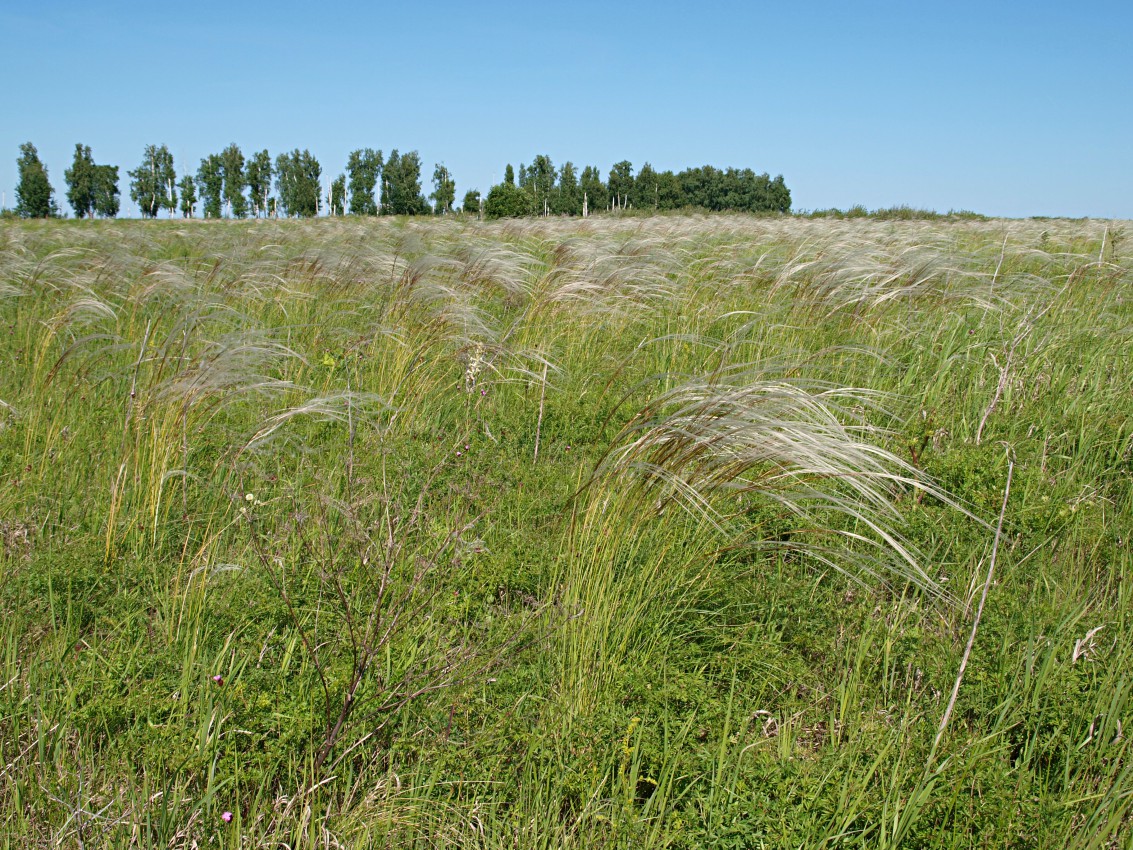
[0,214,1130,848]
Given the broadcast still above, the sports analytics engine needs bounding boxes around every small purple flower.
[212,675,224,685]
[480,389,487,396]
[221,811,233,823]
[464,444,470,450]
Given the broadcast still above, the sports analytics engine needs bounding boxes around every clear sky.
[2,0,1131,218]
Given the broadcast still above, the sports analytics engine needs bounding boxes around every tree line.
[479,156,790,218]
[9,141,790,220]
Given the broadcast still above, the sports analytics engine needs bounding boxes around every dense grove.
[0,215,1130,847]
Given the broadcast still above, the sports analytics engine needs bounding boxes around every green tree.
[130,144,177,218]
[93,165,120,218]
[484,183,535,219]
[381,150,428,215]
[379,151,398,214]
[656,170,684,210]
[219,143,247,218]
[678,165,723,210]
[329,174,347,216]
[579,166,605,217]
[462,189,481,216]
[720,167,743,211]
[246,150,273,218]
[431,163,456,215]
[769,174,791,213]
[197,154,224,219]
[64,144,97,218]
[275,149,321,217]
[178,174,197,218]
[346,148,383,215]
[484,164,535,219]
[607,160,633,210]
[521,154,555,215]
[632,162,659,211]
[15,142,57,218]
[553,162,580,216]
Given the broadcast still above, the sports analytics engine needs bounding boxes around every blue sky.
[2,0,1131,218]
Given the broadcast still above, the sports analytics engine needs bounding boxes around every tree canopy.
[431,163,455,215]
[178,174,197,218]
[462,189,481,216]
[607,160,634,210]
[64,144,97,219]
[554,162,581,216]
[129,144,177,218]
[579,166,606,217]
[484,165,535,220]
[519,154,556,215]
[329,174,347,216]
[93,165,120,218]
[197,154,224,219]
[246,150,273,218]
[275,149,322,218]
[486,159,790,218]
[381,151,428,215]
[219,143,248,218]
[346,148,383,215]
[15,142,57,218]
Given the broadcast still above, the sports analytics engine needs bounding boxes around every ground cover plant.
[0,214,1130,848]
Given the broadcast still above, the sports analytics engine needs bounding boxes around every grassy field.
[0,214,1130,848]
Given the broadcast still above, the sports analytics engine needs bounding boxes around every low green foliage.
[0,214,1130,847]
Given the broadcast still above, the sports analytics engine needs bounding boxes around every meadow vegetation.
[0,214,1130,847]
